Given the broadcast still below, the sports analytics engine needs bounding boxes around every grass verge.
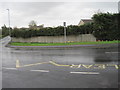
[10,40,119,46]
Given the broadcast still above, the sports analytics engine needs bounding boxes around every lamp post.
[63,22,66,43]
[118,1,120,13]
[6,9,11,37]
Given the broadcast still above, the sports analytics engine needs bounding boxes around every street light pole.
[6,9,11,37]
[118,1,120,13]
[63,22,66,43]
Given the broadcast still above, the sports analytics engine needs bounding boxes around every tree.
[1,24,9,37]
[92,12,119,40]
[11,12,119,40]
[28,20,37,28]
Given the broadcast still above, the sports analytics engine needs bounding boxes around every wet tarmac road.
[1,36,119,88]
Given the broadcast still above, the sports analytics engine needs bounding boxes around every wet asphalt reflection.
[1,37,119,88]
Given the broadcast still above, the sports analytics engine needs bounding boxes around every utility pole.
[63,22,66,43]
[6,9,11,40]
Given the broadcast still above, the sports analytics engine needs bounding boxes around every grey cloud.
[76,2,118,12]
[6,2,64,15]
[0,2,118,28]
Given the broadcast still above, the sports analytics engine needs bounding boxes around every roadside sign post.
[63,22,66,43]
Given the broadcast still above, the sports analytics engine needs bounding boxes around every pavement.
[1,36,120,88]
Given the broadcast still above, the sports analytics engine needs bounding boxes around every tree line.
[1,12,119,40]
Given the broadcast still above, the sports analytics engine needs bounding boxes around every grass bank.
[10,40,119,46]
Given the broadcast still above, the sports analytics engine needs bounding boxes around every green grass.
[10,40,119,46]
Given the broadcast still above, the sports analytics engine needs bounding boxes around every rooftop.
[81,19,93,23]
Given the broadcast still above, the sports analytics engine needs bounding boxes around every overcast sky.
[0,1,119,28]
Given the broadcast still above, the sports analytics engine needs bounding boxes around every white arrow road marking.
[70,72,100,74]
[30,70,49,72]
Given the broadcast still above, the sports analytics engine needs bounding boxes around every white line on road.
[105,52,119,53]
[30,70,49,72]
[3,68,17,70]
[70,72,100,74]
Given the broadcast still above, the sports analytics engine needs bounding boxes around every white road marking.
[3,68,17,70]
[105,52,119,53]
[70,72,100,74]
[30,70,49,72]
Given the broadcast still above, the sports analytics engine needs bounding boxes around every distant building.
[78,19,93,26]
